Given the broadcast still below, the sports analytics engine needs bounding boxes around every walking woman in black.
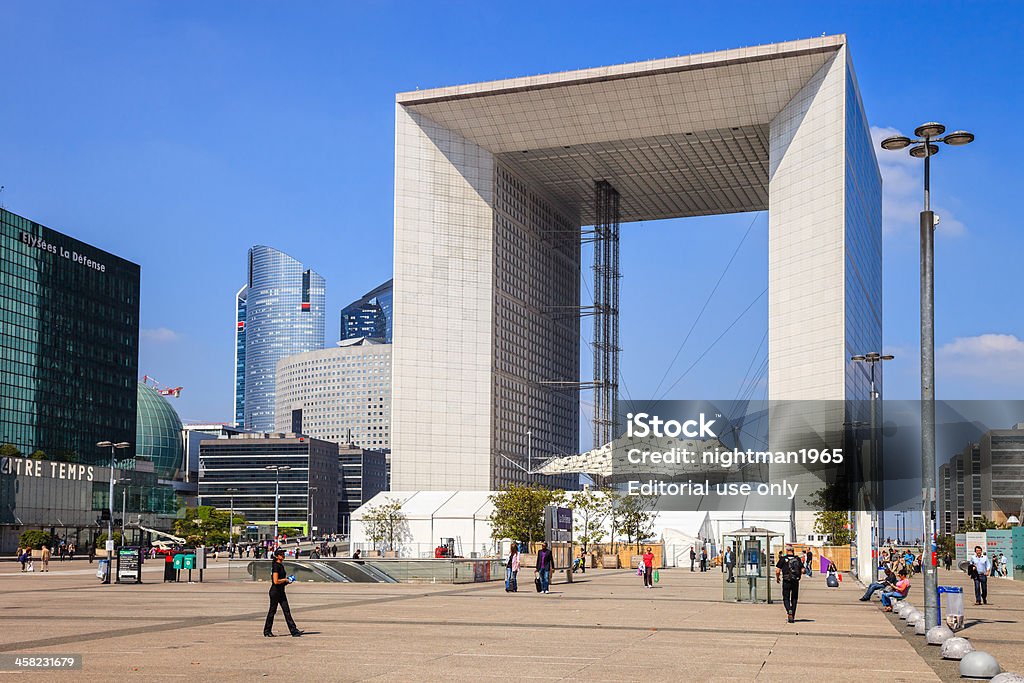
[264,549,304,637]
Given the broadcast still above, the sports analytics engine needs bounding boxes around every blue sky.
[2,2,1022,450]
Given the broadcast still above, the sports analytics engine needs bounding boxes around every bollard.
[960,651,1000,679]
[941,637,974,660]
[991,673,1024,683]
[926,624,955,646]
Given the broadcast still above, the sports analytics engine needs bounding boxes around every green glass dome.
[136,382,183,479]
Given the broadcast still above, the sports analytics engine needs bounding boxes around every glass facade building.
[236,246,325,432]
[0,208,140,465]
[234,285,247,427]
[136,381,184,479]
[339,279,392,343]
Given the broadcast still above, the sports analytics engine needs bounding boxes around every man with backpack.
[775,545,804,623]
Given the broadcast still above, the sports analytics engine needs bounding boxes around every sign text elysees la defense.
[19,231,107,273]
[0,456,95,481]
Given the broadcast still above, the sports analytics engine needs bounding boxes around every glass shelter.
[722,526,784,603]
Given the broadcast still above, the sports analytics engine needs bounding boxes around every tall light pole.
[265,465,291,539]
[527,429,532,474]
[120,478,132,541]
[851,352,895,549]
[307,486,319,539]
[97,441,131,584]
[226,487,240,550]
[881,122,974,628]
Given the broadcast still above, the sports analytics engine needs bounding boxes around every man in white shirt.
[969,545,991,605]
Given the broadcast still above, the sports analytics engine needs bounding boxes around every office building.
[234,285,247,426]
[939,423,1024,533]
[340,279,393,343]
[390,36,881,491]
[338,443,388,535]
[0,207,140,465]
[275,338,392,451]
[235,246,325,432]
[198,433,338,536]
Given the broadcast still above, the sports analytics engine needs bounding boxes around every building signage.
[0,456,95,481]
[19,231,107,273]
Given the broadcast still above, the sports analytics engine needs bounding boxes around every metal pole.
[121,487,127,539]
[229,495,234,549]
[921,144,938,628]
[527,430,532,474]
[274,469,280,540]
[106,447,114,584]
[869,364,879,555]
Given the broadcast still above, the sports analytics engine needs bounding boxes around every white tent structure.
[350,491,497,558]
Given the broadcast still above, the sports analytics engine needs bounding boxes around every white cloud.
[871,126,966,238]
[140,327,181,343]
[937,334,1024,386]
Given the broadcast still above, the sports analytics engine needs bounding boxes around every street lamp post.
[96,440,131,584]
[851,352,895,549]
[307,486,319,539]
[120,478,132,541]
[881,122,974,629]
[226,487,240,551]
[265,465,291,539]
[527,429,532,474]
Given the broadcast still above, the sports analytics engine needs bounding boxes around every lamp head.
[97,441,113,448]
[909,143,940,158]
[851,355,866,361]
[880,135,912,151]
[915,122,946,138]
[114,442,131,449]
[943,130,975,146]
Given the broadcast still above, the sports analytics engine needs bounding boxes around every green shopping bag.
[653,570,660,583]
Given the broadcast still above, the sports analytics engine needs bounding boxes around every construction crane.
[142,374,184,398]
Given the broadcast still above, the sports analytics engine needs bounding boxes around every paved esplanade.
[0,561,948,682]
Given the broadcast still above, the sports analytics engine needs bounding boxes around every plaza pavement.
[0,558,1014,682]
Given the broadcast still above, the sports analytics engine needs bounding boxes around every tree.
[616,493,658,551]
[0,444,21,458]
[18,530,54,549]
[489,485,565,546]
[958,515,998,533]
[29,450,46,460]
[570,487,617,552]
[361,498,409,551]
[937,534,955,557]
[95,531,123,548]
[173,506,247,546]
[805,485,854,545]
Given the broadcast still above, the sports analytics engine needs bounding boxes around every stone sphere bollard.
[914,618,927,635]
[941,637,975,660]
[927,624,955,645]
[898,604,915,619]
[960,651,1001,679]
[904,610,921,626]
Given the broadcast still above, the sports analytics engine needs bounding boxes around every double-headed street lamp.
[264,465,291,539]
[880,122,974,629]
[97,440,131,584]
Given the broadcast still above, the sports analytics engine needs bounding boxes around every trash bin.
[172,553,185,570]
[183,554,196,570]
[164,555,177,582]
[938,586,964,631]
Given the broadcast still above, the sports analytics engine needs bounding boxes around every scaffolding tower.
[592,180,620,449]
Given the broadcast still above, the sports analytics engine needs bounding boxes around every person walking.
[689,546,696,572]
[804,548,813,578]
[641,547,655,589]
[264,549,304,637]
[724,545,735,583]
[944,553,953,571]
[699,547,708,572]
[775,545,804,623]
[999,553,1008,578]
[969,545,991,605]
[505,544,520,592]
[40,545,51,572]
[536,542,554,594]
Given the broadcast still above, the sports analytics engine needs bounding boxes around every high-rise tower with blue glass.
[339,279,393,343]
[235,246,325,432]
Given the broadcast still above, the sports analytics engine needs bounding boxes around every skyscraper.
[236,245,325,432]
[339,279,393,343]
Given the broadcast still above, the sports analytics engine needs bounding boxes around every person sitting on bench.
[880,570,911,612]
